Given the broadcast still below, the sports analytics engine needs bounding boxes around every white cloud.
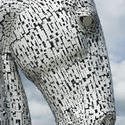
[29,101,52,117]
[110,60,125,119]
[111,61,125,100]
[32,117,55,125]
[27,91,56,125]
[95,0,125,62]
[116,116,125,125]
[95,0,125,17]
[95,0,125,34]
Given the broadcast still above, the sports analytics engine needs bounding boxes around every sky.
[19,0,125,125]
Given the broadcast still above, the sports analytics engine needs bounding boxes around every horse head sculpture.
[0,0,116,125]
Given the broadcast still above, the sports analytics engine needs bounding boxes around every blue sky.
[19,0,125,124]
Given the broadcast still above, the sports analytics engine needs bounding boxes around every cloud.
[116,116,125,125]
[111,60,125,100]
[95,0,125,38]
[28,91,56,125]
[29,100,56,125]
[29,101,51,117]
[111,61,125,117]
[20,73,56,125]
[95,0,125,62]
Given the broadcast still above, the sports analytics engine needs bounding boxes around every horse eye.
[79,16,93,27]
[79,16,84,23]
